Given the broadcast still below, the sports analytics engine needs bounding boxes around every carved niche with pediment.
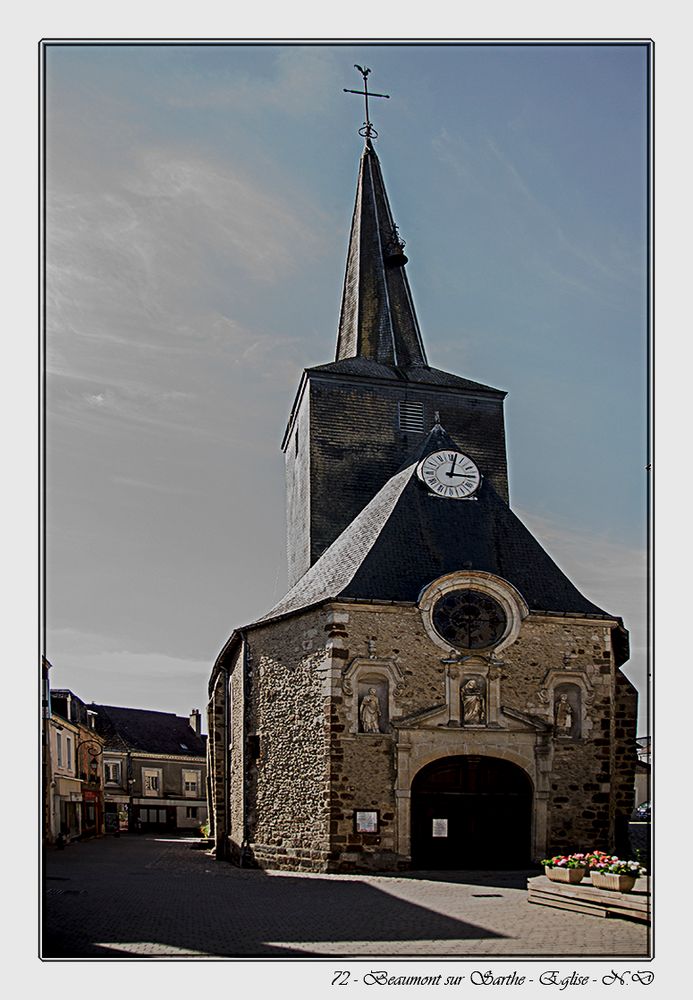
[342,657,407,735]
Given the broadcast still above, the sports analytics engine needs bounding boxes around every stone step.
[527,875,650,923]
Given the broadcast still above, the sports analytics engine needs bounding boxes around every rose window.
[432,589,507,650]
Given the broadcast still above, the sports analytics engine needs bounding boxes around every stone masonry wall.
[327,722,399,872]
[613,670,639,856]
[229,651,245,855]
[211,598,636,873]
[208,656,229,858]
[511,617,615,854]
[208,641,245,862]
[244,610,333,870]
[322,603,634,868]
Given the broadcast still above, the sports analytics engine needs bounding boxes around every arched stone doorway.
[410,755,533,869]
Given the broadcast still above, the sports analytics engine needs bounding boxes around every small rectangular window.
[183,769,199,796]
[143,768,161,795]
[398,400,424,433]
[56,733,63,768]
[66,737,72,771]
[186,806,198,819]
[105,761,121,784]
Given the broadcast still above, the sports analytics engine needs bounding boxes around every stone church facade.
[207,129,637,873]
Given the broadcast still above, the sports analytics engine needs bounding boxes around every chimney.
[189,709,201,736]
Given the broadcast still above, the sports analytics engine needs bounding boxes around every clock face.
[432,589,507,650]
[416,450,481,499]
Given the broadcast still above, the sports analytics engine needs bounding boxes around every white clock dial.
[416,450,481,499]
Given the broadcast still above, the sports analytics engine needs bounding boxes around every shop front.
[54,777,82,842]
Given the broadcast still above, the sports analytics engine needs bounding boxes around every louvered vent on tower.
[398,400,424,433]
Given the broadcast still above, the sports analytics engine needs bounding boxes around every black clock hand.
[446,455,458,478]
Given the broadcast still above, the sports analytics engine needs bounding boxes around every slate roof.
[309,357,504,396]
[94,705,206,758]
[335,139,428,368]
[50,688,94,727]
[257,424,612,625]
[321,139,506,394]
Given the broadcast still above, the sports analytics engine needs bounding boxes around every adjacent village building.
[206,115,639,873]
[47,688,106,844]
[43,672,207,842]
[96,705,208,834]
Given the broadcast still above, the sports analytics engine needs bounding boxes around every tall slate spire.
[335,139,428,367]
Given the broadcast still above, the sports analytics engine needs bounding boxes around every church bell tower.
[283,133,509,586]
[208,68,638,876]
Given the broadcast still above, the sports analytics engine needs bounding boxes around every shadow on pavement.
[381,869,540,889]
[42,837,511,959]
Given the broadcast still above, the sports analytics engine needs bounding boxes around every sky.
[44,42,649,732]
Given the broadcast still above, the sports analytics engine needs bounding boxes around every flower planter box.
[591,872,637,893]
[545,866,586,884]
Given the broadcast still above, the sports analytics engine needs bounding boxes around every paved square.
[42,836,650,958]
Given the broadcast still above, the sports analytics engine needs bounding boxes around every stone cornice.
[104,751,205,764]
[526,612,620,627]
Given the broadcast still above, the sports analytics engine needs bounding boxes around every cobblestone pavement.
[42,836,650,959]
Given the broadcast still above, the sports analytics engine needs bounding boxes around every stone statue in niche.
[555,694,573,734]
[462,677,486,726]
[359,687,382,733]
[553,683,581,739]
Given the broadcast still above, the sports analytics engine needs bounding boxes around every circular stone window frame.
[419,571,529,655]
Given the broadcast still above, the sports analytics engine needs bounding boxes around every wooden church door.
[410,755,533,869]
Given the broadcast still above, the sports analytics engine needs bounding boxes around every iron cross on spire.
[343,65,390,139]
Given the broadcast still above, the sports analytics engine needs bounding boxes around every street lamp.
[76,738,103,783]
[76,738,104,839]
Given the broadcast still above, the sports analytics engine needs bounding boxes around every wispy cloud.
[516,507,648,726]
[432,127,643,299]
[109,475,203,496]
[431,128,482,193]
[516,508,646,612]
[46,105,326,439]
[486,137,536,204]
[48,642,212,718]
[47,146,324,335]
[166,47,338,115]
[485,136,638,289]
